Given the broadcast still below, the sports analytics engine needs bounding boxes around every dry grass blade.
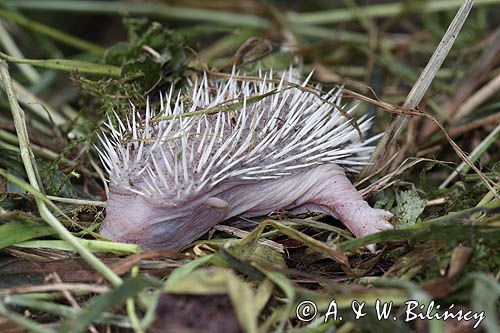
[363,0,475,175]
[213,225,285,253]
[101,250,191,282]
[431,115,499,198]
[440,125,500,188]
[447,113,500,138]
[452,73,500,120]
[344,86,498,198]
[358,158,443,197]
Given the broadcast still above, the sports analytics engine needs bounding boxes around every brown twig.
[96,249,191,284]
[3,283,109,295]
[46,273,99,333]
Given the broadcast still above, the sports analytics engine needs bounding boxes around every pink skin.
[100,164,393,251]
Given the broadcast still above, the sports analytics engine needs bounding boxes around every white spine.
[98,70,377,202]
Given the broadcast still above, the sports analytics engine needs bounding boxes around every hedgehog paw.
[357,208,394,237]
[348,207,393,253]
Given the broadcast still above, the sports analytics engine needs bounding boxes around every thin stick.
[46,273,99,333]
[363,0,475,176]
[448,113,500,137]
[452,73,500,120]
[0,60,122,287]
[440,124,500,188]
[4,283,109,295]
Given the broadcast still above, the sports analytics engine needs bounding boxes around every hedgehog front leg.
[308,165,394,240]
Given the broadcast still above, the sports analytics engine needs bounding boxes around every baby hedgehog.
[97,70,393,251]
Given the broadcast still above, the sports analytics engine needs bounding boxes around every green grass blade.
[0,221,57,249]
[0,52,120,76]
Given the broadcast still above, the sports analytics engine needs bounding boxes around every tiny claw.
[373,218,394,232]
[366,243,376,253]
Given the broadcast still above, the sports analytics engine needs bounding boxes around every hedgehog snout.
[101,190,229,250]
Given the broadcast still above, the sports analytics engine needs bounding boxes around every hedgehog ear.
[204,197,229,209]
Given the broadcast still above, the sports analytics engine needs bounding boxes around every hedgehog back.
[98,72,376,204]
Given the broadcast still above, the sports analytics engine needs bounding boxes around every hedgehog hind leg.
[308,165,394,242]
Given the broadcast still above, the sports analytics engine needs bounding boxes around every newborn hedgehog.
[97,70,393,251]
